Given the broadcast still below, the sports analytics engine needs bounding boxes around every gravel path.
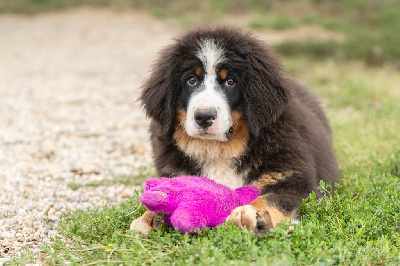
[0,9,178,262]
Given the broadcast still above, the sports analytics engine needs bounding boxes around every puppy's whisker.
[176,118,186,129]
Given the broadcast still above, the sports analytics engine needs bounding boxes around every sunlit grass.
[283,58,400,171]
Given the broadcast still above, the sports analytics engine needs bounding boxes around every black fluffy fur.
[140,26,339,221]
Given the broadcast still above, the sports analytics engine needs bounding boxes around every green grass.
[249,16,296,30]
[274,40,341,59]
[269,0,400,66]
[10,170,400,264]
[9,58,400,265]
[283,59,400,171]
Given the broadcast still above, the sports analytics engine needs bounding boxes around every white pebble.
[33,248,41,257]
[18,209,27,215]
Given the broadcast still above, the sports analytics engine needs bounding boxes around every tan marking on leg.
[130,211,161,237]
[195,66,201,77]
[226,196,294,238]
[250,197,291,228]
[252,171,296,188]
[220,69,228,80]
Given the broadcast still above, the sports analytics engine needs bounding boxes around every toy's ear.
[145,177,172,191]
[145,178,161,191]
[234,186,260,206]
[140,45,179,136]
[242,41,291,136]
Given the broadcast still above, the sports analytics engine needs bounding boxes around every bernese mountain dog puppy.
[130,26,339,237]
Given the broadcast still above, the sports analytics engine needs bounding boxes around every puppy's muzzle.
[194,108,217,129]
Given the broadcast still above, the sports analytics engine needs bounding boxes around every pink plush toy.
[141,175,260,233]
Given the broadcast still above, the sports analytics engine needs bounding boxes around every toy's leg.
[170,206,207,234]
[130,211,161,237]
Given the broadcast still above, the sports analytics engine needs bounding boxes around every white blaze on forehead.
[196,39,225,76]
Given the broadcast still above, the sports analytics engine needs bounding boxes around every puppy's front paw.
[226,205,257,230]
[226,204,273,238]
[130,211,161,237]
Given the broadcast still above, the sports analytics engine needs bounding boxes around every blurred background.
[1,1,399,261]
[1,0,399,66]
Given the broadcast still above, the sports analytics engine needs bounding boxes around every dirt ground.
[0,8,179,261]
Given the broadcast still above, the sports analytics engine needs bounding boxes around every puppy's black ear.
[242,40,291,136]
[140,46,178,135]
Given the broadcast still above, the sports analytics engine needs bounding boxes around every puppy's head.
[140,26,290,139]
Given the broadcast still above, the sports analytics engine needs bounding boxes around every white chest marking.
[201,160,244,189]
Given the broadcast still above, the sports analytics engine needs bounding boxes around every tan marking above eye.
[195,67,201,76]
[220,69,228,80]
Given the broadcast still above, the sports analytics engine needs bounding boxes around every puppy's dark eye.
[187,76,197,86]
[225,78,236,87]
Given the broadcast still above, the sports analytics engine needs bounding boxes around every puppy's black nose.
[194,108,217,129]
